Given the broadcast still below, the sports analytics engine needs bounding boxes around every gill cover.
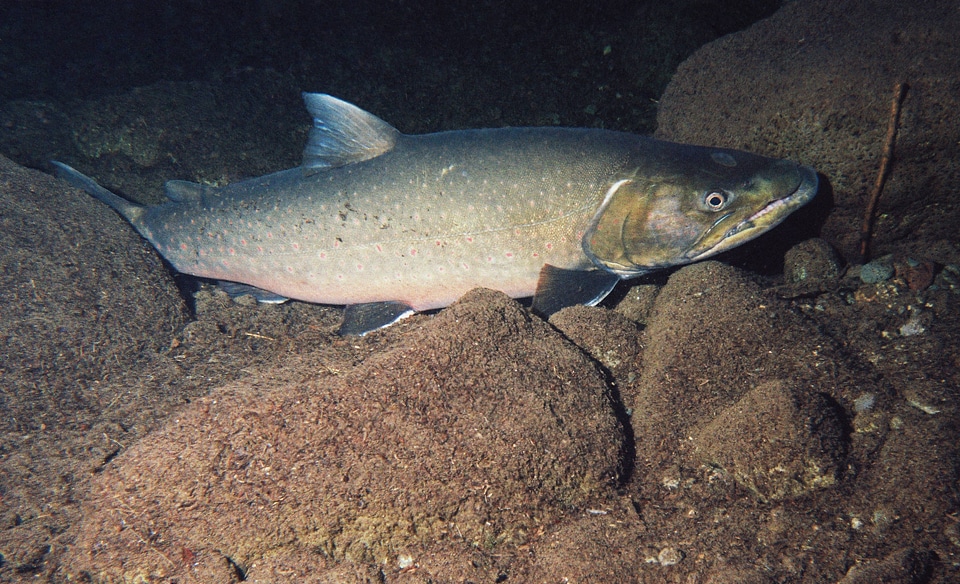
[582,177,705,276]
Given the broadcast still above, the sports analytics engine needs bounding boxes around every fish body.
[54,93,818,334]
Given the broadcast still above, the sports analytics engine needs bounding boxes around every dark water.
[0,0,781,131]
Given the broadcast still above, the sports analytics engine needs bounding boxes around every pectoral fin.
[339,301,416,336]
[531,264,620,318]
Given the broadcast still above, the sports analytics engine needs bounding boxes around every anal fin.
[531,265,620,318]
[339,301,415,336]
[218,281,290,304]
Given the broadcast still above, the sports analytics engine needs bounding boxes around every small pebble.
[661,476,680,490]
[899,314,926,336]
[853,393,876,413]
[658,547,684,566]
[895,257,935,291]
[860,260,894,284]
[784,238,841,284]
[936,264,959,292]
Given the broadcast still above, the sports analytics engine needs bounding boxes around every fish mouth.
[685,165,819,261]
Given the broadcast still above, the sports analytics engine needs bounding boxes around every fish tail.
[51,161,144,222]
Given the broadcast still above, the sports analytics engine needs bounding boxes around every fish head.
[583,145,818,277]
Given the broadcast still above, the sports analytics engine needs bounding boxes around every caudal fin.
[51,161,144,222]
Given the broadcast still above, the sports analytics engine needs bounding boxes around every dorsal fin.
[301,93,400,172]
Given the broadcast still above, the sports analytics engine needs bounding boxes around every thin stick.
[859,81,907,262]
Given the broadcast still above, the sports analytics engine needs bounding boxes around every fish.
[53,93,818,335]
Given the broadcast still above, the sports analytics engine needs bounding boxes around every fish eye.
[704,190,729,210]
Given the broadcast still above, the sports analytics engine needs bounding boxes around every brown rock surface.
[0,154,189,571]
[688,380,847,502]
[628,261,854,486]
[64,289,625,581]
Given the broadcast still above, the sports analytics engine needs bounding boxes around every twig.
[859,81,908,263]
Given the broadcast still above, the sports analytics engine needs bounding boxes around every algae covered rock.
[65,289,625,581]
[687,380,847,502]
[627,261,853,497]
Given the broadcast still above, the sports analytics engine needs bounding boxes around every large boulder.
[65,289,625,581]
[656,0,960,262]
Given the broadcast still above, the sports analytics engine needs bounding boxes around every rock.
[613,282,661,325]
[783,238,842,286]
[0,155,191,572]
[549,304,644,380]
[860,258,895,284]
[894,257,936,291]
[838,547,934,584]
[687,380,847,502]
[0,155,189,416]
[628,262,850,483]
[521,500,647,583]
[64,289,625,581]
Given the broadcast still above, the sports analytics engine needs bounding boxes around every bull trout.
[53,93,817,335]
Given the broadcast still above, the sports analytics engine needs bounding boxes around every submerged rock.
[860,258,895,284]
[784,238,842,286]
[65,288,625,581]
[687,380,847,502]
[628,261,852,487]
